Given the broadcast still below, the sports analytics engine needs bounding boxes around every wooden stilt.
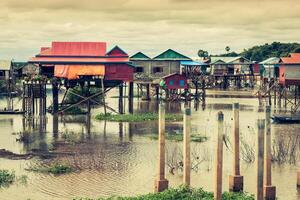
[119,83,124,114]
[214,111,224,200]
[257,119,265,200]
[229,103,243,192]
[52,80,59,114]
[128,82,134,114]
[101,78,106,115]
[264,106,276,200]
[154,103,169,192]
[183,107,191,186]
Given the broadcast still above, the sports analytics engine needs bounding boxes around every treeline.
[214,42,300,62]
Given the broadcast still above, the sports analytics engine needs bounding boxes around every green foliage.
[198,49,209,58]
[74,185,254,200]
[65,86,101,104]
[241,42,300,61]
[28,163,73,175]
[95,113,183,122]
[148,134,208,143]
[0,170,15,187]
[215,42,300,62]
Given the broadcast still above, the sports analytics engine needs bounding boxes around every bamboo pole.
[229,103,243,192]
[257,119,265,200]
[183,108,191,186]
[264,106,276,200]
[154,103,169,192]
[214,111,224,200]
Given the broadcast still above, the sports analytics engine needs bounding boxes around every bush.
[95,113,183,122]
[28,163,73,175]
[0,170,15,187]
[74,185,254,200]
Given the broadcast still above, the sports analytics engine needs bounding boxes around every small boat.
[271,114,300,123]
[0,110,25,115]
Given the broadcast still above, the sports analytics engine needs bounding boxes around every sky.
[0,0,299,61]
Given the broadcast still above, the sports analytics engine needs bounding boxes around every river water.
[0,88,299,200]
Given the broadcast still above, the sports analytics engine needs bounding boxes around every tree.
[198,49,208,58]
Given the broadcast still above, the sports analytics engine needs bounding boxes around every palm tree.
[225,46,230,53]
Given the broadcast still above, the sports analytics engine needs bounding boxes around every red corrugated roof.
[29,56,129,63]
[281,53,300,64]
[39,42,107,57]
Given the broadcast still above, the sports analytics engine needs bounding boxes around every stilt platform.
[271,114,300,123]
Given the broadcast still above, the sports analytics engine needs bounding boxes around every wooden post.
[101,78,107,115]
[264,106,276,200]
[257,119,265,200]
[128,82,134,114]
[146,83,151,101]
[154,103,169,192]
[183,107,191,186]
[119,83,124,114]
[52,81,59,114]
[214,111,224,200]
[155,86,159,101]
[229,103,243,192]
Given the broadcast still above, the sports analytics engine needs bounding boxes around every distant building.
[208,56,252,76]
[279,53,300,86]
[0,60,12,80]
[259,57,280,79]
[130,49,191,79]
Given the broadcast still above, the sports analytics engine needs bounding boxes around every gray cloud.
[0,0,299,60]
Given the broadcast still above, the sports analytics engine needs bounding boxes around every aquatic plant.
[95,113,183,122]
[0,170,15,187]
[74,185,254,200]
[28,163,73,175]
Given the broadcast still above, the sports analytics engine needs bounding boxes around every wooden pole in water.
[52,80,59,114]
[183,107,191,186]
[257,119,265,200]
[214,111,224,200]
[119,83,124,114]
[128,82,134,114]
[229,103,243,192]
[154,103,169,192]
[101,78,107,115]
[264,106,276,200]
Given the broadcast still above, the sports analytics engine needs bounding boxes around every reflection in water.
[0,90,300,200]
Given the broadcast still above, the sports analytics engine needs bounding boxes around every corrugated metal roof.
[130,52,151,60]
[39,42,107,57]
[0,60,12,70]
[259,57,280,65]
[153,49,191,61]
[29,56,129,64]
[180,61,208,66]
[106,46,128,57]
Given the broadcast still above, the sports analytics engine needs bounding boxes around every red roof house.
[29,42,134,82]
[279,53,300,86]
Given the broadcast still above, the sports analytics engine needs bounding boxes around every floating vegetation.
[27,163,73,175]
[148,134,208,143]
[74,185,254,200]
[95,113,183,122]
[0,170,15,187]
[0,170,27,188]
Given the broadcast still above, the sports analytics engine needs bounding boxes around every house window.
[169,80,174,86]
[135,67,144,73]
[153,67,163,73]
[179,80,185,87]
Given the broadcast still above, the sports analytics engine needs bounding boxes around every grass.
[0,170,15,187]
[95,113,183,122]
[27,163,73,175]
[74,185,254,200]
[148,134,208,143]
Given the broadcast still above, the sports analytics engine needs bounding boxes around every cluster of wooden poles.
[154,103,277,200]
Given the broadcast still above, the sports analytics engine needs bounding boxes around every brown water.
[0,88,300,200]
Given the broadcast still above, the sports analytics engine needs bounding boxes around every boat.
[271,114,300,123]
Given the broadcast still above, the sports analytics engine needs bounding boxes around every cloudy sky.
[0,0,299,60]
